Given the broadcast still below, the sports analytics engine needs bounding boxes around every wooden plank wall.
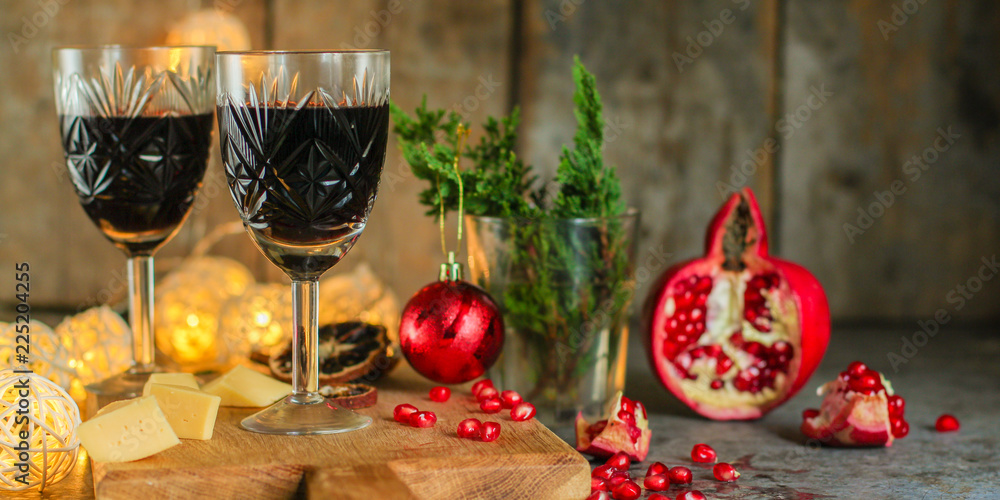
[0,0,997,323]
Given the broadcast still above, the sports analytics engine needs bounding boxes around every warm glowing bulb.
[186,314,200,327]
[253,311,271,327]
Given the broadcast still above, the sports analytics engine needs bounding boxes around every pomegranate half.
[644,188,830,420]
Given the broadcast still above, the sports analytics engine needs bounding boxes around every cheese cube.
[147,384,221,440]
[201,365,291,407]
[78,396,180,463]
[142,372,200,396]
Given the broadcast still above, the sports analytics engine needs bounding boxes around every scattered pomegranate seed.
[691,443,717,463]
[892,418,910,438]
[511,401,536,421]
[586,491,611,500]
[802,408,820,420]
[471,379,493,397]
[668,466,692,484]
[591,476,609,492]
[500,390,523,409]
[592,464,617,480]
[457,418,483,439]
[643,474,669,491]
[481,421,501,442]
[393,404,418,423]
[409,411,437,428]
[476,386,499,402]
[605,451,631,471]
[611,479,641,500]
[429,386,451,402]
[887,395,905,419]
[607,474,629,488]
[713,462,740,481]
[936,414,960,432]
[480,397,502,414]
[676,491,707,500]
[645,461,669,477]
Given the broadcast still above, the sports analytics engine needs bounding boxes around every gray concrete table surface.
[596,325,1000,499]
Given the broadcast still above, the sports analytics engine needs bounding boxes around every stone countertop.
[10,325,998,499]
[604,325,1000,499]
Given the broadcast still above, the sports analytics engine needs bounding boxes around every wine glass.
[53,46,217,400]
[216,50,389,435]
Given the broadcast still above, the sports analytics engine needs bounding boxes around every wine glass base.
[240,395,373,435]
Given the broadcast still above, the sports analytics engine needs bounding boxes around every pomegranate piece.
[476,386,499,402]
[480,397,502,414]
[611,480,641,500]
[936,414,960,432]
[591,476,609,492]
[511,402,536,421]
[802,361,906,446]
[645,462,669,477]
[592,464,617,480]
[576,391,652,461]
[645,188,830,420]
[643,474,670,491]
[393,403,418,423]
[481,421,501,442]
[500,390,523,409]
[691,443,717,463]
[606,451,631,471]
[457,418,483,439]
[409,411,437,428]
[668,466,693,484]
[713,462,740,481]
[677,492,707,500]
[429,386,451,402]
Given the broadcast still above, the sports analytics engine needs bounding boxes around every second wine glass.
[216,50,390,435]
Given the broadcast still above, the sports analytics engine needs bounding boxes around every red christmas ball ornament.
[399,253,504,384]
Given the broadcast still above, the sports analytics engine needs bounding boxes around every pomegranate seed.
[710,379,724,390]
[891,418,910,438]
[471,379,493,397]
[480,397,502,414]
[481,421,501,442]
[499,390,523,409]
[677,492,707,500]
[607,474,628,488]
[591,476,609,492]
[393,404,418,423]
[617,410,636,427]
[429,386,451,402]
[511,402,536,421]
[620,396,636,415]
[935,414,960,432]
[849,372,881,393]
[668,466,692,484]
[457,418,482,439]
[645,462,669,477]
[887,395,905,418]
[627,426,642,441]
[716,355,734,375]
[586,492,611,500]
[605,451,631,470]
[643,474,669,491]
[691,443,717,463]
[802,408,820,420]
[409,411,437,428]
[592,464,617,480]
[611,479,640,500]
[713,462,740,481]
[847,361,868,378]
[476,386,499,402]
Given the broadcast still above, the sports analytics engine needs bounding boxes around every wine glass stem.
[290,278,323,404]
[127,255,156,373]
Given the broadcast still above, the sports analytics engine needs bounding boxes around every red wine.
[59,113,214,255]
[218,103,389,278]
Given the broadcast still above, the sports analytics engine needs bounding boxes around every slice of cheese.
[142,372,200,396]
[78,395,180,463]
[146,384,221,440]
[201,365,291,407]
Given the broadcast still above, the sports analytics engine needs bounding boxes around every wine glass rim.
[53,45,216,54]
[217,49,389,56]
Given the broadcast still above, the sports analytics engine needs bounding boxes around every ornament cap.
[439,251,464,282]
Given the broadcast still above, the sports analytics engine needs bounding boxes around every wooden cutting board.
[90,366,590,500]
